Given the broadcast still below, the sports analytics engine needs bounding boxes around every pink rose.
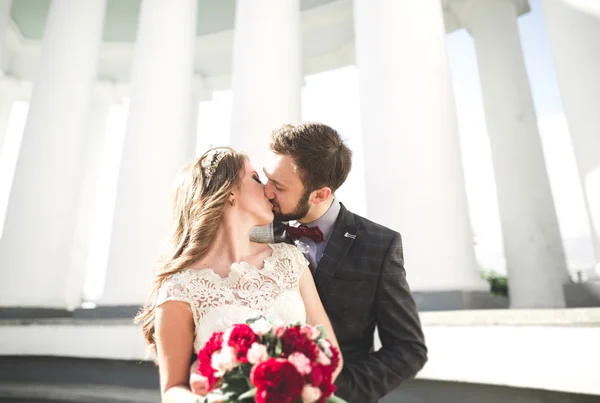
[288,352,312,375]
[211,346,239,376]
[274,325,287,338]
[247,342,269,365]
[300,324,321,340]
[301,385,322,403]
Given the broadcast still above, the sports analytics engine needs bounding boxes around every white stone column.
[190,74,208,155]
[354,0,486,294]
[0,0,14,153]
[0,78,30,238]
[97,0,198,307]
[0,0,12,71]
[190,94,200,154]
[454,0,568,308]
[64,83,119,310]
[230,0,301,165]
[0,0,107,308]
[0,79,16,157]
[542,0,600,273]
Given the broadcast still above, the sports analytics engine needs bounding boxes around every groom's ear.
[310,187,332,205]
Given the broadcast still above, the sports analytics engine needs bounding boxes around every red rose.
[329,342,341,371]
[280,326,318,361]
[227,324,257,363]
[308,363,324,386]
[306,363,335,401]
[197,331,224,389]
[206,331,224,352]
[251,358,304,403]
[317,363,336,399]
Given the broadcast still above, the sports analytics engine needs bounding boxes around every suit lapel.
[314,203,358,295]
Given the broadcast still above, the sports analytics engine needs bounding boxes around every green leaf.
[316,324,327,339]
[326,394,348,403]
[239,388,257,400]
[275,339,282,356]
[245,315,265,325]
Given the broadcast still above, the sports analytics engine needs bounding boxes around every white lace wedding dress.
[156,243,308,352]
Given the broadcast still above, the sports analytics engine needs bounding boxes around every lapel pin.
[344,232,356,239]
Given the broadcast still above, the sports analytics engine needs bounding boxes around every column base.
[0,308,72,319]
[564,280,600,308]
[4,285,599,319]
[0,305,141,320]
[74,305,141,319]
[0,355,158,390]
[414,282,600,311]
[413,290,509,311]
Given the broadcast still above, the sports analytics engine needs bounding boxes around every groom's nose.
[264,181,275,200]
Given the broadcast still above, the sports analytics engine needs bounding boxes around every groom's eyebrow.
[262,168,285,187]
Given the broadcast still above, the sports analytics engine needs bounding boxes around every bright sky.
[0,0,596,297]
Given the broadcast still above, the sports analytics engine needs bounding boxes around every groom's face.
[263,151,312,222]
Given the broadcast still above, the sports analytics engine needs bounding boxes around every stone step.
[0,382,160,403]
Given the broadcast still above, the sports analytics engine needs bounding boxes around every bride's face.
[234,159,274,226]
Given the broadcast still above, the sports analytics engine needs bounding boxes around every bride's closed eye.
[252,174,262,184]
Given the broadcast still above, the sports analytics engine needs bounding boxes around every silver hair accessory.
[201,148,231,187]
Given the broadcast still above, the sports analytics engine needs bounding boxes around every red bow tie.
[284,224,324,242]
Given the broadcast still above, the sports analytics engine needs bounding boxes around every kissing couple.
[136,122,427,402]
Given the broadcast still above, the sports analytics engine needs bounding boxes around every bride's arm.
[299,268,344,379]
[155,300,200,402]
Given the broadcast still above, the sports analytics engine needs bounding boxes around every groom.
[256,123,427,402]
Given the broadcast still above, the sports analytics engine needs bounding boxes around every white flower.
[319,339,331,350]
[211,346,238,376]
[250,318,272,336]
[301,385,322,403]
[247,343,269,364]
[222,327,234,348]
[271,319,285,328]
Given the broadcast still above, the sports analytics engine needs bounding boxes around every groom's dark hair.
[269,122,352,192]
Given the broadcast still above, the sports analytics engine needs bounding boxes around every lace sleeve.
[156,272,193,308]
[156,269,237,337]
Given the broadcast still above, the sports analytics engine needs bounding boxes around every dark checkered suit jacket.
[251,203,427,402]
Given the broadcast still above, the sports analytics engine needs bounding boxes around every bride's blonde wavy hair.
[135,147,247,351]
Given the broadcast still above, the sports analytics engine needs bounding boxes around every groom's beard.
[272,189,311,222]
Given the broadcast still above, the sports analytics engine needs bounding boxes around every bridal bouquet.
[196,317,346,403]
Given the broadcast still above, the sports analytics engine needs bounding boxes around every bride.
[136,147,342,402]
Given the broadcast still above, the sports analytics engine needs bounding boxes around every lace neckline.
[183,243,280,286]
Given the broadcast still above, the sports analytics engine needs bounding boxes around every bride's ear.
[228,192,236,207]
